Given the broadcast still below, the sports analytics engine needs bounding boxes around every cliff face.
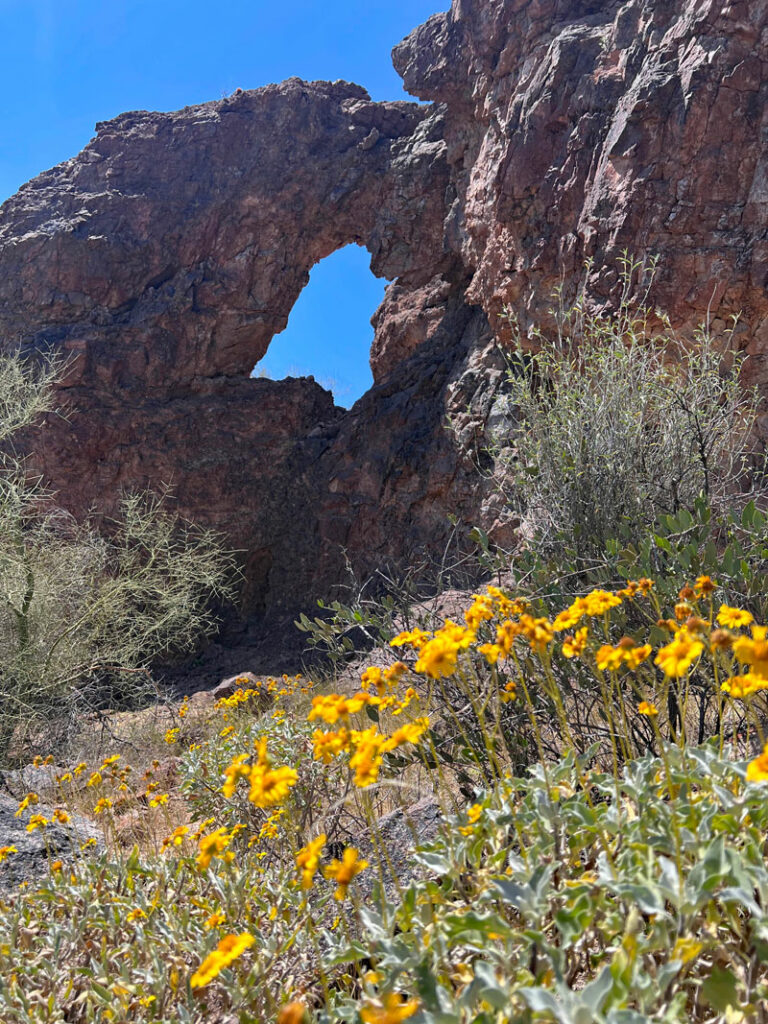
[0,0,766,616]
[395,0,768,374]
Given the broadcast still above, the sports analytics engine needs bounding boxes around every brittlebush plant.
[1,577,768,1021]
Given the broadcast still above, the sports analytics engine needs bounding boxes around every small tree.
[0,351,239,761]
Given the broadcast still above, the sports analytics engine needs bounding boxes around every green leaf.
[700,965,740,1011]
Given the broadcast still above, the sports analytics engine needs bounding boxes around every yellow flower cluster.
[221,739,298,809]
[655,628,705,678]
[747,743,768,782]
[196,827,236,870]
[323,847,368,900]
[295,834,326,889]
[190,932,255,989]
[596,638,652,672]
[552,588,628,632]
[361,994,420,1024]
[310,712,428,788]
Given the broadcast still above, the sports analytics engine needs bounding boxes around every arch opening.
[251,244,387,408]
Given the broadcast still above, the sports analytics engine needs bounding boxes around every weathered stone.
[0,793,103,893]
[393,0,768,374]
[0,0,765,626]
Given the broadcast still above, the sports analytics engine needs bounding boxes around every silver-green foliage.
[0,352,238,760]
[498,258,762,558]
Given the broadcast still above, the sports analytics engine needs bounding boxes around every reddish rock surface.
[0,0,766,626]
[395,0,768,375]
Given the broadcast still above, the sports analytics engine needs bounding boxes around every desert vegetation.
[2,275,768,1023]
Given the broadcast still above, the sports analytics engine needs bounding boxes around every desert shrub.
[325,741,768,1023]
[4,580,768,1021]
[495,257,763,561]
[0,352,239,762]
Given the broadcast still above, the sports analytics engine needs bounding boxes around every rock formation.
[0,0,766,620]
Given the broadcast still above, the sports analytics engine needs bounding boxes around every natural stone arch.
[0,79,471,618]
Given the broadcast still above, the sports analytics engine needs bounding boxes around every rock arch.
[0,79,483,617]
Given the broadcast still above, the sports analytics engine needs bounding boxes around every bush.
[496,257,763,561]
[2,581,768,1022]
[0,352,239,762]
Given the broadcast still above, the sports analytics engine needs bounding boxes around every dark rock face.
[0,793,102,894]
[0,1,766,619]
[394,0,768,374]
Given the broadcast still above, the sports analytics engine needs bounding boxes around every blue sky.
[0,0,444,406]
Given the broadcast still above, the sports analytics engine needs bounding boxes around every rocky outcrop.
[395,0,768,375]
[0,1,766,621]
[0,793,102,894]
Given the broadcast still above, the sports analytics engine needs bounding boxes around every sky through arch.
[252,245,387,408]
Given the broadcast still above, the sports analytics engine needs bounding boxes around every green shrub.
[0,352,239,762]
[495,257,763,561]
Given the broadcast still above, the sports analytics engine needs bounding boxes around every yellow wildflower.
[598,638,653,671]
[732,625,768,677]
[384,661,408,686]
[721,674,768,699]
[312,728,351,763]
[127,908,146,922]
[162,826,189,851]
[552,597,588,632]
[323,847,368,900]
[596,645,624,672]
[746,743,768,782]
[196,828,234,870]
[349,727,386,788]
[694,575,716,596]
[296,833,326,889]
[26,815,48,833]
[15,793,39,817]
[204,911,226,930]
[464,595,494,631]
[0,846,17,863]
[654,630,704,678]
[414,635,462,678]
[390,628,430,650]
[381,718,429,752]
[247,739,298,808]
[307,692,372,724]
[562,626,589,659]
[360,666,384,694]
[278,1003,307,1024]
[518,614,553,654]
[637,701,658,716]
[190,933,255,989]
[222,753,252,799]
[717,605,753,629]
[361,994,420,1024]
[500,680,517,703]
[459,803,482,835]
[478,642,502,664]
[582,589,622,616]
